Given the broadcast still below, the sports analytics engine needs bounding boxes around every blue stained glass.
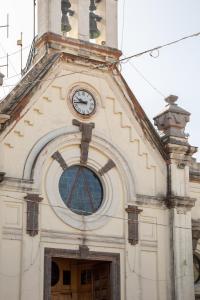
[59,165,103,215]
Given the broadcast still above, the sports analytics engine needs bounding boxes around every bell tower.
[37,0,118,48]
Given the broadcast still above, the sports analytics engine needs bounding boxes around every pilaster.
[154,95,196,300]
[37,0,118,48]
[78,0,90,41]
[20,193,43,300]
[105,0,118,48]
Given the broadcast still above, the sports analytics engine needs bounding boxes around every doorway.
[44,248,120,300]
[51,258,110,300]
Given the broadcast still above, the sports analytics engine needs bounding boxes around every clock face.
[72,90,96,116]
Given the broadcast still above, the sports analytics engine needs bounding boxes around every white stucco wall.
[0,57,194,300]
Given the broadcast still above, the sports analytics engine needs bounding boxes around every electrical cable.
[2,29,200,89]
[127,60,166,98]
[0,44,31,60]
[0,193,193,230]
[119,31,200,63]
[0,41,19,76]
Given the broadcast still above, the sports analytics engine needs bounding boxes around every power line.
[0,196,194,281]
[126,60,166,98]
[1,30,200,89]
[0,193,193,230]
[119,30,200,63]
[0,44,31,60]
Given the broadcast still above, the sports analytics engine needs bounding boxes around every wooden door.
[51,259,76,300]
[93,263,111,300]
[77,263,93,300]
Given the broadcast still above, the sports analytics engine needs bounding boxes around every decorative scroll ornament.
[61,0,75,33]
[89,0,102,39]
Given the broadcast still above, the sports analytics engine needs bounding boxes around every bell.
[90,12,101,39]
[61,0,71,12]
[61,14,72,32]
[61,0,73,33]
[89,0,96,12]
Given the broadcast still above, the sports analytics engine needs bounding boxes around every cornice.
[167,195,196,209]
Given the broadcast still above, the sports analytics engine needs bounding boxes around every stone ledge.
[190,158,200,183]
[136,194,166,208]
[167,195,196,209]
[190,171,200,183]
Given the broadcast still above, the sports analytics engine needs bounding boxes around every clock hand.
[74,98,88,104]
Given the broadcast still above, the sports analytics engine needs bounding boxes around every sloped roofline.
[0,50,167,160]
[0,52,61,119]
[116,70,167,160]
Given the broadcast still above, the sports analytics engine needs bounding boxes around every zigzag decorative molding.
[108,97,157,171]
[43,96,52,103]
[14,130,24,138]
[52,85,65,100]
[33,108,43,115]
[4,142,14,149]
[24,120,34,127]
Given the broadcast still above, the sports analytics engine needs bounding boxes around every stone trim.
[51,151,68,170]
[35,32,122,59]
[72,119,95,164]
[99,159,116,176]
[0,53,60,120]
[24,194,43,237]
[41,229,125,246]
[136,194,196,210]
[136,194,166,208]
[44,247,120,300]
[125,205,143,246]
[166,195,196,209]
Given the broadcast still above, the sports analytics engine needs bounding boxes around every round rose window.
[59,165,103,215]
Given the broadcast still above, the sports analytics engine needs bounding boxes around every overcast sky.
[0,0,200,159]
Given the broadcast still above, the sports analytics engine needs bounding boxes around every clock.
[72,89,96,116]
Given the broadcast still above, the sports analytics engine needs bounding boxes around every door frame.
[44,247,121,300]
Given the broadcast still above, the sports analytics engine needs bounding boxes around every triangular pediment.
[0,49,166,161]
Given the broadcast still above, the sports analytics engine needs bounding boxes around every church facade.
[0,1,200,299]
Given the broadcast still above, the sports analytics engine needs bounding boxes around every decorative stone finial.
[165,95,178,105]
[154,95,190,143]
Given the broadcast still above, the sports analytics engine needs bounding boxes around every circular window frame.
[45,145,118,231]
[58,164,104,216]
